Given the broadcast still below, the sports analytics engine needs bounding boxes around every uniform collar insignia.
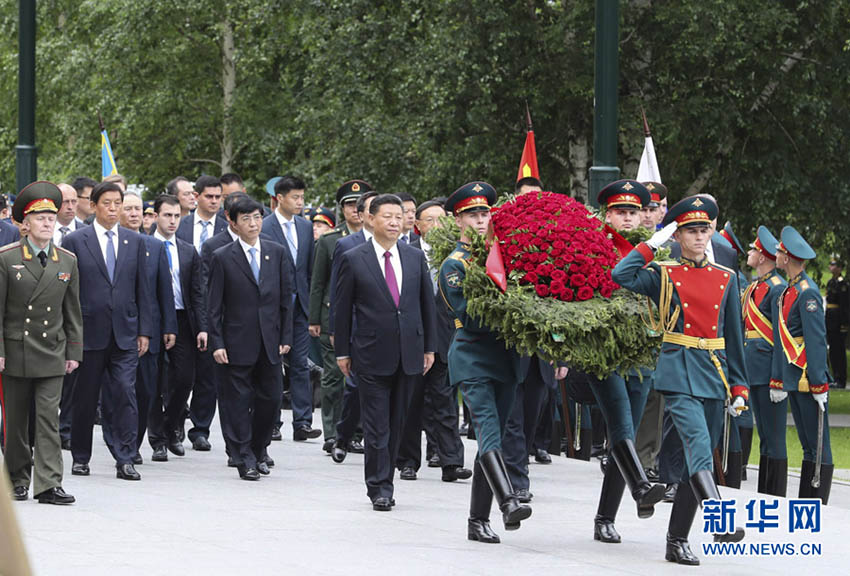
[680,255,709,268]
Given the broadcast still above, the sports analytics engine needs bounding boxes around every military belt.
[662,333,726,350]
[827,303,840,309]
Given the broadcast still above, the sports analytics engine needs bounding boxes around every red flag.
[516,104,539,182]
[486,240,507,292]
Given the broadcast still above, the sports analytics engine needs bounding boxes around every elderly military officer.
[771,226,833,502]
[743,226,788,496]
[439,182,530,544]
[1,181,82,504]
[613,195,748,565]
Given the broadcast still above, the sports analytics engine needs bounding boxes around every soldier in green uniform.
[771,226,833,502]
[614,196,748,565]
[742,226,788,495]
[825,258,848,388]
[1,181,82,504]
[309,180,367,451]
[439,181,530,545]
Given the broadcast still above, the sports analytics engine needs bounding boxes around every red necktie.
[384,251,400,307]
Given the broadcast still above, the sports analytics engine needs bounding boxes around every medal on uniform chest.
[15,271,22,280]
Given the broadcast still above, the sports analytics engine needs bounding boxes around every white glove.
[646,221,678,250]
[727,396,746,417]
[769,389,788,403]
[813,391,828,411]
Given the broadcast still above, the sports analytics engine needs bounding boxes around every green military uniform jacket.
[438,242,520,386]
[309,223,350,332]
[0,240,83,378]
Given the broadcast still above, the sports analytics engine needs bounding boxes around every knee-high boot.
[594,464,626,543]
[665,480,700,566]
[468,458,499,543]
[610,439,666,519]
[479,450,532,530]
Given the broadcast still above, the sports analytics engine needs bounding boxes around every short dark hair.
[194,175,221,193]
[369,193,403,215]
[515,177,543,193]
[229,196,262,221]
[356,190,379,214]
[415,199,445,219]
[0,194,7,211]
[72,177,98,194]
[154,194,181,214]
[91,181,124,204]
[219,172,243,187]
[396,192,416,205]
[165,176,189,196]
[274,175,307,197]
[223,191,248,213]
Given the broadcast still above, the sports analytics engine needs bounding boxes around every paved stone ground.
[8,411,850,575]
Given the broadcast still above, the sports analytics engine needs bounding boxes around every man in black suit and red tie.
[334,194,437,511]
[207,196,294,480]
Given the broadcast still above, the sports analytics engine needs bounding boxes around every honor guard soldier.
[614,195,748,566]
[310,206,336,241]
[439,181,530,544]
[825,258,848,388]
[639,181,667,230]
[1,181,82,504]
[591,180,666,545]
[309,180,369,450]
[743,227,788,496]
[771,226,833,502]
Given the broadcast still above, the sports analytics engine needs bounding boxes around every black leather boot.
[757,455,770,494]
[689,470,745,543]
[740,426,753,481]
[594,464,626,543]
[468,459,499,543]
[479,450,532,531]
[810,463,833,505]
[767,458,787,497]
[610,439,666,519]
[798,460,814,499]
[725,451,743,489]
[665,480,700,565]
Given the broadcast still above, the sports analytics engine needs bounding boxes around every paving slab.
[7,411,850,576]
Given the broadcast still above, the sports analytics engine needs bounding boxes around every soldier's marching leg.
[666,479,701,565]
[319,333,344,444]
[467,456,498,543]
[738,409,754,481]
[789,391,833,502]
[3,376,34,497]
[749,385,770,493]
[594,464,626,543]
[765,393,788,497]
[724,417,743,489]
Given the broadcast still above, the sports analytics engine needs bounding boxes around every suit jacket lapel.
[230,241,258,286]
[84,227,111,282]
[363,241,396,308]
[113,228,130,280]
[21,243,44,284]
[296,218,310,268]
[397,244,410,306]
[31,245,60,301]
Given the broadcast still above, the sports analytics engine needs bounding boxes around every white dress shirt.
[705,238,716,264]
[363,228,374,243]
[193,212,218,252]
[154,231,184,310]
[53,218,81,247]
[274,210,299,252]
[239,238,261,272]
[372,239,402,295]
[227,227,239,242]
[93,220,119,263]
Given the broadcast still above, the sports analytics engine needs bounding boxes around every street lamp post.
[16,0,37,195]
[589,0,619,207]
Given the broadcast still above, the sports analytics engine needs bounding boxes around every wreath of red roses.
[491,191,620,301]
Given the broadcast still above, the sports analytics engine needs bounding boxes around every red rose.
[570,274,587,287]
[559,288,575,302]
[551,269,566,282]
[522,272,538,285]
[600,284,613,299]
[577,286,594,301]
[535,284,550,297]
[550,280,565,294]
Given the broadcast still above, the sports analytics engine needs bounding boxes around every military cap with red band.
[597,179,650,210]
[642,181,668,208]
[749,225,779,261]
[718,221,745,255]
[311,206,336,228]
[777,226,816,261]
[13,181,63,224]
[445,181,497,215]
[662,194,718,228]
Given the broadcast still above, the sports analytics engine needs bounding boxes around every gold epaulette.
[321,228,339,237]
[55,245,76,259]
[449,251,466,261]
[799,279,810,291]
[0,241,21,254]
[770,275,781,286]
[710,261,734,274]
[657,260,680,267]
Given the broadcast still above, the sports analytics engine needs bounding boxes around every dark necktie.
[38,251,47,268]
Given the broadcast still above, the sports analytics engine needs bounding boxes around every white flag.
[637,135,661,183]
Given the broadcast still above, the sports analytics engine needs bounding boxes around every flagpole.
[16,0,37,194]
[589,0,619,207]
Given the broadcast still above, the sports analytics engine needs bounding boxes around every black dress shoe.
[331,439,347,463]
[514,488,533,503]
[534,449,552,464]
[442,466,472,482]
[663,483,678,503]
[257,461,271,475]
[71,462,90,476]
[116,463,141,481]
[132,453,143,465]
[428,454,442,468]
[713,528,745,543]
[271,426,282,441]
[168,440,185,457]
[323,438,335,453]
[666,534,700,565]
[192,436,211,451]
[262,455,275,467]
[36,486,75,505]
[12,486,28,501]
[61,438,71,451]
[468,518,500,543]
[151,446,168,462]
[399,466,417,480]
[594,517,621,543]
[372,497,392,511]
[239,467,261,481]
[293,426,322,441]
[347,439,365,454]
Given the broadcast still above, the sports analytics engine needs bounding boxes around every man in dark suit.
[62,181,152,481]
[334,194,437,511]
[0,217,20,247]
[71,177,97,226]
[395,192,419,245]
[100,193,177,465]
[398,200,470,482]
[175,175,227,451]
[147,195,207,462]
[261,175,319,441]
[208,196,294,480]
[328,190,378,462]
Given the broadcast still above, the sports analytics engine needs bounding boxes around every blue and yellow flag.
[101,129,118,179]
